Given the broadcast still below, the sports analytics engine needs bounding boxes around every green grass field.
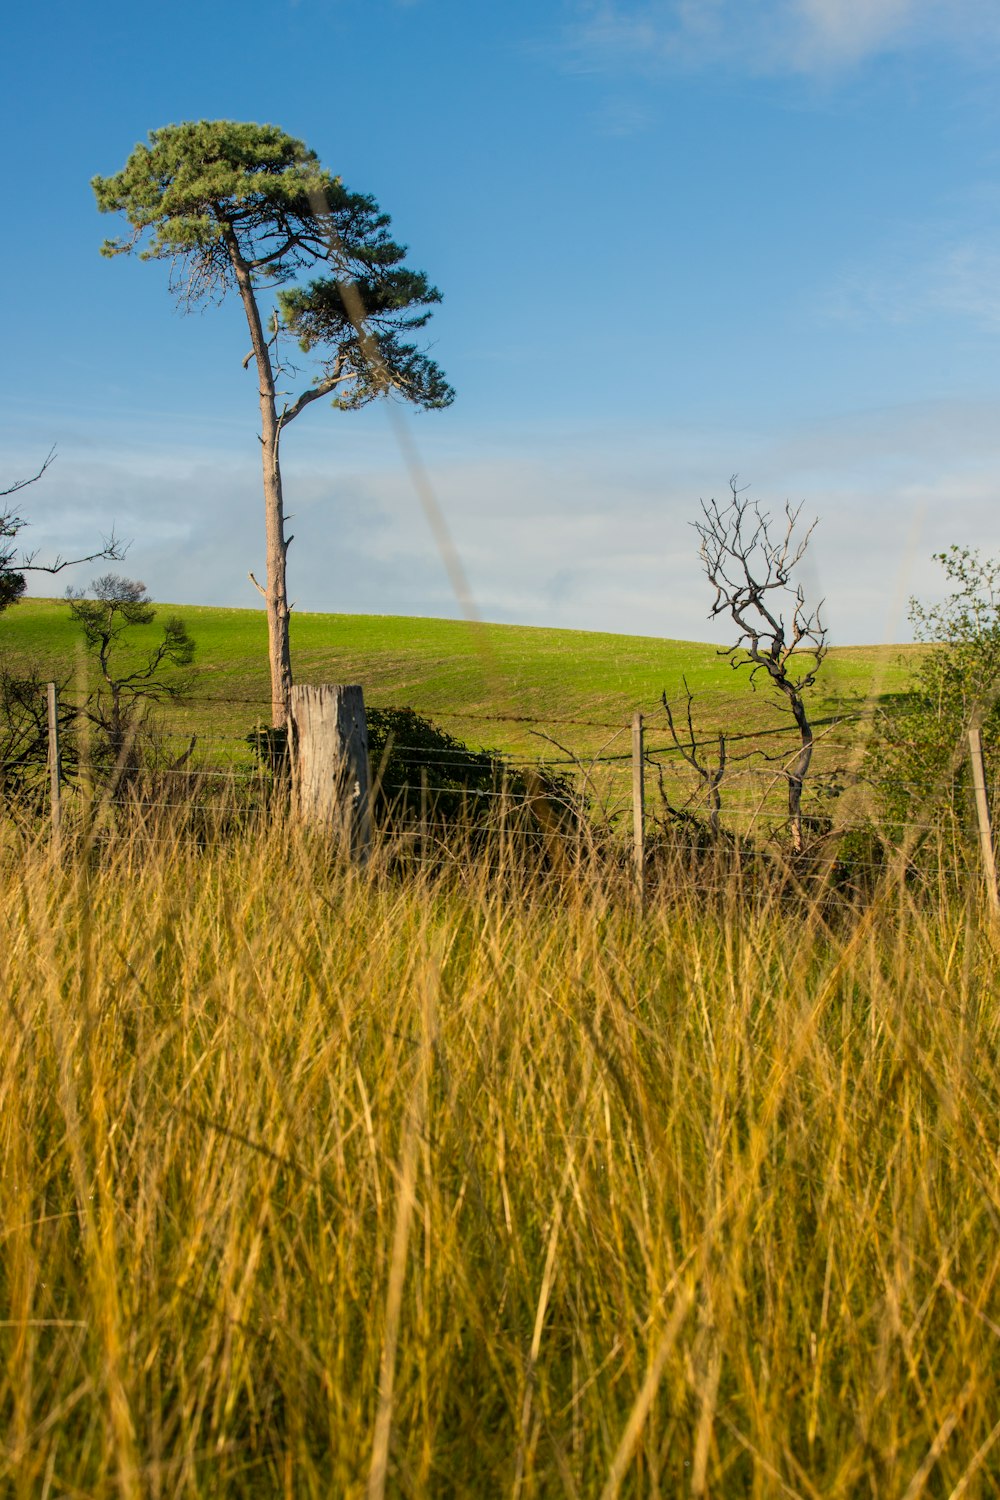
[6,597,919,766]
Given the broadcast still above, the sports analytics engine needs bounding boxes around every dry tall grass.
[1,816,998,1497]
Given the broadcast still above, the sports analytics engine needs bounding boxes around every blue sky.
[2,0,1000,645]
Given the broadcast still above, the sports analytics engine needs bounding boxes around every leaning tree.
[93,120,453,726]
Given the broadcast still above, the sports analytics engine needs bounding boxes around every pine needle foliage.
[92,120,454,411]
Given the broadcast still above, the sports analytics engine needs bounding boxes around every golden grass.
[1,817,999,1497]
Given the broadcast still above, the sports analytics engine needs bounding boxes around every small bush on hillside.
[248,706,580,843]
[370,707,517,824]
[865,546,1000,851]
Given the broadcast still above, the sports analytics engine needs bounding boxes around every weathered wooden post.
[289,684,371,862]
[632,711,645,910]
[968,724,999,915]
[47,681,61,847]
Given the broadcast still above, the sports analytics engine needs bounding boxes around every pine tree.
[94,121,453,724]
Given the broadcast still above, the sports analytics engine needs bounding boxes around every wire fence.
[3,678,995,905]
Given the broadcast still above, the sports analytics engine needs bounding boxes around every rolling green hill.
[4,597,919,766]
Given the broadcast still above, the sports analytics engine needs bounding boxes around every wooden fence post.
[420,766,429,865]
[289,684,371,862]
[46,681,61,847]
[632,711,645,910]
[968,725,999,914]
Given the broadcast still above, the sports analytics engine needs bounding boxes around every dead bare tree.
[695,478,828,853]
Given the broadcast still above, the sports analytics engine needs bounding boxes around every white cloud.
[6,400,1000,648]
[792,0,916,65]
[826,236,1000,330]
[561,0,1000,77]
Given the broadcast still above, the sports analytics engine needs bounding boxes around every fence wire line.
[14,709,985,795]
[37,712,866,766]
[13,682,998,868]
[42,684,878,739]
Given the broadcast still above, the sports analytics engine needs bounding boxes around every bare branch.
[246,234,299,270]
[279,372,353,427]
[659,680,727,837]
[0,447,57,499]
[529,724,630,834]
[20,530,128,576]
[0,450,127,610]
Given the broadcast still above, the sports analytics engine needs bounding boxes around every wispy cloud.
[925,242,1000,328]
[8,400,1000,646]
[591,95,659,136]
[561,0,1000,78]
[792,0,917,67]
[826,236,1000,330]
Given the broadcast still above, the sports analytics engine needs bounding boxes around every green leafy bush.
[866,546,1000,845]
[249,706,578,835]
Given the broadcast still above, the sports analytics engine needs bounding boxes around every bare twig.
[0,447,57,499]
[659,678,727,836]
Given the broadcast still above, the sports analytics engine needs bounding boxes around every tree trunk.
[786,695,813,854]
[224,227,293,727]
[260,422,293,729]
